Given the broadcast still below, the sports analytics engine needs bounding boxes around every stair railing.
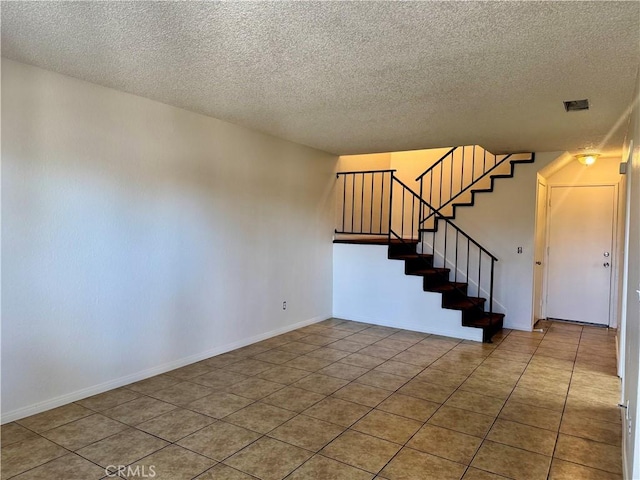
[335,170,396,237]
[390,177,498,316]
[335,169,498,316]
[416,145,514,223]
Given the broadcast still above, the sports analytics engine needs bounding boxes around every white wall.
[1,60,337,422]
[333,244,483,342]
[620,71,640,480]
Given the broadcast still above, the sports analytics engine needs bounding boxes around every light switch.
[517,247,523,254]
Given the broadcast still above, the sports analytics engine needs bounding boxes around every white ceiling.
[2,1,639,156]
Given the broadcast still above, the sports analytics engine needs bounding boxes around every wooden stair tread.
[388,239,419,245]
[389,253,433,260]
[465,313,505,328]
[333,237,418,246]
[511,159,535,164]
[427,282,467,293]
[408,267,450,276]
[490,174,513,179]
[444,297,486,309]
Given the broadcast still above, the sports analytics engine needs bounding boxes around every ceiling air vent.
[564,99,589,112]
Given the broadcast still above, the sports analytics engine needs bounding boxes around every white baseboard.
[1,314,330,424]
[622,430,629,480]
[333,312,483,342]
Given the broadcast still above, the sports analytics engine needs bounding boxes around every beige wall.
[547,156,622,185]
[337,152,391,171]
[389,147,452,235]
[389,147,453,189]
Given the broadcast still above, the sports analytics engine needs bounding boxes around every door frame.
[542,182,620,327]
[532,176,548,328]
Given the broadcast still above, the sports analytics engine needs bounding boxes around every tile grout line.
[179,323,405,478]
[3,320,622,479]
[545,322,588,480]
[462,326,550,479]
[212,322,408,479]
[545,324,624,479]
[342,335,482,478]
[260,326,466,478]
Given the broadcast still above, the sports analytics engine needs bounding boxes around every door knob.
[535,261,542,265]
[604,262,610,268]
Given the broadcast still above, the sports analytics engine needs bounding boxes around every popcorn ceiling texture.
[2,1,638,155]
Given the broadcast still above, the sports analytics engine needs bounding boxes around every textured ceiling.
[2,1,639,155]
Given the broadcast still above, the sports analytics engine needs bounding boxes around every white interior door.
[546,185,616,325]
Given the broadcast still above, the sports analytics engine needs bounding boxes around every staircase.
[386,239,503,343]
[335,146,535,343]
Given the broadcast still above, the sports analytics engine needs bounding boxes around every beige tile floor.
[1,319,623,480]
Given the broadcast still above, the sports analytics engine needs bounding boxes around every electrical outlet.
[517,247,523,254]
[282,301,287,310]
